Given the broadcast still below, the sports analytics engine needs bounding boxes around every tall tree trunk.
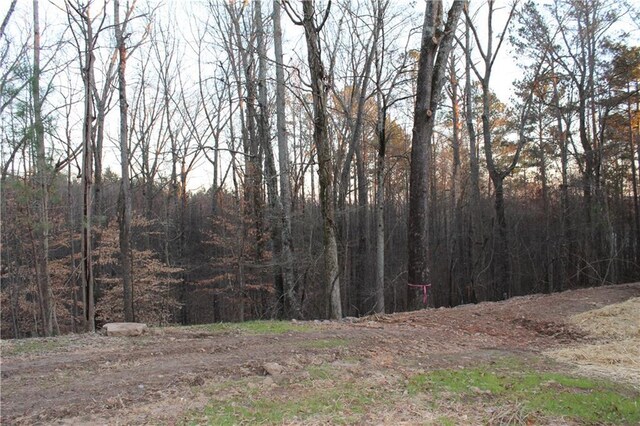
[297,0,342,319]
[468,1,521,300]
[32,0,56,336]
[552,66,569,291]
[448,55,462,307]
[407,0,463,309]
[273,0,300,318]
[481,80,511,299]
[628,83,640,267]
[374,95,386,314]
[80,3,96,332]
[534,101,553,293]
[464,19,480,304]
[355,136,370,314]
[115,0,134,322]
[256,0,284,317]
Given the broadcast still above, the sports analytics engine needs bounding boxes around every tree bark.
[374,95,386,314]
[32,0,56,336]
[448,54,462,306]
[296,0,342,319]
[79,3,96,332]
[115,0,134,322]
[273,0,301,318]
[256,0,285,318]
[627,83,640,267]
[464,18,480,304]
[407,0,463,309]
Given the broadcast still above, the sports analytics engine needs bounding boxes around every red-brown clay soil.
[1,283,638,425]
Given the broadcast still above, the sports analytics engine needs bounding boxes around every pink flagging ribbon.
[408,283,432,305]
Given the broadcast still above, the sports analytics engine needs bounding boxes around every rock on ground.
[103,323,148,337]
[263,362,284,376]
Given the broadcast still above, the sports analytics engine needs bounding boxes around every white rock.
[103,322,148,337]
[263,362,284,376]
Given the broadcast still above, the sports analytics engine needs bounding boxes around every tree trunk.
[464,19,480,303]
[32,0,56,336]
[551,67,568,292]
[273,0,300,318]
[355,137,369,314]
[80,3,95,332]
[256,0,284,318]
[628,84,640,267]
[407,0,463,309]
[115,0,134,322]
[374,96,386,314]
[299,0,342,319]
[448,55,462,306]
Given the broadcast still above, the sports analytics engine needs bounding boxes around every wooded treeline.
[1,0,639,338]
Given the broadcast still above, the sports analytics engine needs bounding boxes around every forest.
[1,0,639,338]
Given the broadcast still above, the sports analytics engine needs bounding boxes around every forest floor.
[1,283,639,425]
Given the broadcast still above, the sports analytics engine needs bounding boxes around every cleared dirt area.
[1,283,639,425]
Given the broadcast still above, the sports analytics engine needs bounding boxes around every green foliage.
[408,359,640,424]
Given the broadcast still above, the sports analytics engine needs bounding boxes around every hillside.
[1,283,639,425]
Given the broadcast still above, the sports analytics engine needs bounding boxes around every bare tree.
[114,0,134,322]
[284,0,342,319]
[65,0,109,331]
[407,0,463,309]
[273,0,301,318]
[32,0,57,336]
[466,1,548,298]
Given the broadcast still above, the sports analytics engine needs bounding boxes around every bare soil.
[1,283,639,425]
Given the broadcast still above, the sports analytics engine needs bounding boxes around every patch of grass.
[306,363,335,380]
[301,337,349,349]
[186,320,314,335]
[432,416,456,426]
[408,358,640,425]
[1,337,69,356]
[190,379,375,425]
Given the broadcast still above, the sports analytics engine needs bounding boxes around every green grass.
[432,416,456,426]
[306,363,335,380]
[185,320,315,335]
[1,337,70,356]
[187,362,378,425]
[189,378,375,425]
[408,359,640,424]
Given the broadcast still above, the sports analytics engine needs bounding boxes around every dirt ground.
[1,283,639,425]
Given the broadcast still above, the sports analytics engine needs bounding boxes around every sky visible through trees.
[1,0,639,337]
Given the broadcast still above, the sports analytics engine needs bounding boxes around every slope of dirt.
[546,297,640,386]
[1,283,639,425]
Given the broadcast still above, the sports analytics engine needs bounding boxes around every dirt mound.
[546,297,640,387]
[570,297,640,339]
